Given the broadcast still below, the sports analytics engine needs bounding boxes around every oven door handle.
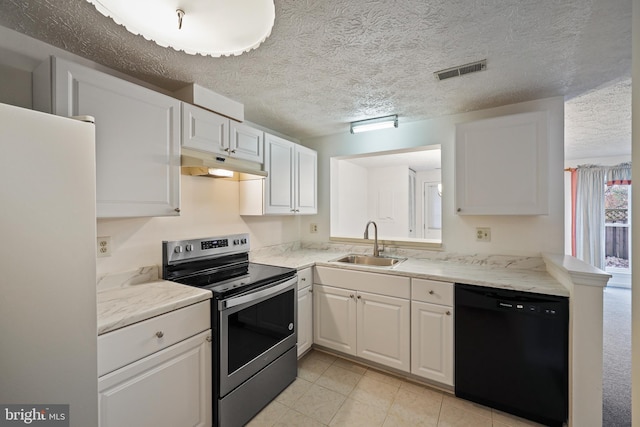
[219,277,296,310]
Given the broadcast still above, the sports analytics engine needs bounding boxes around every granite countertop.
[250,246,570,297]
[97,266,212,335]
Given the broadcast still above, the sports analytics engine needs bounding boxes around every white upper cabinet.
[230,121,263,163]
[294,144,318,214]
[455,111,549,215]
[264,134,295,214]
[34,57,181,218]
[182,103,264,164]
[261,133,317,215]
[182,102,229,155]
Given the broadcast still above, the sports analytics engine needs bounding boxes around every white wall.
[302,96,565,256]
[96,175,301,276]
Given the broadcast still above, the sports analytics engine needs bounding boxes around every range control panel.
[163,233,250,264]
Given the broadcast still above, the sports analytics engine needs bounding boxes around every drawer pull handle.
[446,311,451,316]
[429,290,435,295]
[301,277,306,281]
[357,295,361,299]
[156,331,164,338]
[206,335,212,343]
[350,294,355,299]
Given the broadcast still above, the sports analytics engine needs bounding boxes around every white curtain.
[575,165,607,269]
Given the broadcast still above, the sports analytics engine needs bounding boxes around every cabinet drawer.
[98,301,210,377]
[412,278,453,306]
[297,267,313,290]
[314,266,410,299]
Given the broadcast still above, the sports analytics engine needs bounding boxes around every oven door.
[218,276,297,397]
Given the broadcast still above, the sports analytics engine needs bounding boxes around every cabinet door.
[411,301,453,385]
[182,102,229,155]
[297,285,313,357]
[294,145,318,214]
[455,111,548,215]
[230,121,264,163]
[356,291,410,372]
[264,134,295,214]
[313,284,356,355]
[98,330,212,427]
[52,57,180,217]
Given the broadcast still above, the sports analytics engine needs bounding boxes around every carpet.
[602,286,632,427]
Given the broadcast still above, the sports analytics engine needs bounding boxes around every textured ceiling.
[0,0,632,159]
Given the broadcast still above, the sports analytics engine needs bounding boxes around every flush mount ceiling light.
[350,115,398,134]
[86,0,275,57]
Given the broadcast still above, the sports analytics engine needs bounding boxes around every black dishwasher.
[455,283,568,427]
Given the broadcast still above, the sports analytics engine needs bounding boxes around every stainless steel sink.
[332,254,406,267]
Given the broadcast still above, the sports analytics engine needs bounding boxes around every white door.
[182,102,229,155]
[356,291,410,372]
[264,134,295,214]
[313,285,356,354]
[51,57,181,217]
[294,145,318,214]
[98,331,212,427]
[230,121,264,163]
[411,301,454,385]
[297,285,313,356]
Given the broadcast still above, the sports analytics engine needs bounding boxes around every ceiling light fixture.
[85,0,275,57]
[350,115,399,134]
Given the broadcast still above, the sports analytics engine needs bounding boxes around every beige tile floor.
[247,350,547,427]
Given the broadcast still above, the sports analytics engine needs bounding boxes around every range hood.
[181,148,267,180]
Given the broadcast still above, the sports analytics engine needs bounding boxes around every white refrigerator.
[0,103,98,426]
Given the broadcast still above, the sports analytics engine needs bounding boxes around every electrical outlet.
[310,223,318,233]
[476,227,491,242]
[97,236,112,257]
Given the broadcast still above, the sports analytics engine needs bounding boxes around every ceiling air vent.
[434,60,487,81]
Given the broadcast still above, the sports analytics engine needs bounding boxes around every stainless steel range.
[162,233,297,427]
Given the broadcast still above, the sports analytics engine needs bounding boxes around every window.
[604,184,631,273]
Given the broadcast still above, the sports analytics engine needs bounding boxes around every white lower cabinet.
[313,267,411,372]
[357,291,410,370]
[97,301,212,427]
[314,285,357,354]
[297,267,314,357]
[411,278,454,386]
[98,330,212,427]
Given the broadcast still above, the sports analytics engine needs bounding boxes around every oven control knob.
[185,244,194,252]
[288,323,294,331]
[233,239,240,245]
[241,238,247,244]
[174,245,183,253]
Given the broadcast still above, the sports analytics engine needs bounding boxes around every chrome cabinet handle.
[174,208,181,213]
[301,277,306,281]
[230,149,236,154]
[155,331,164,338]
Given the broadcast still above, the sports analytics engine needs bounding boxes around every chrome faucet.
[363,220,380,257]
